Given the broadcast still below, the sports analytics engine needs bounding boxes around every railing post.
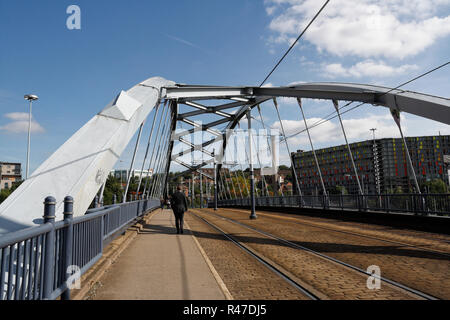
[385,193,390,213]
[94,195,99,208]
[61,196,73,300]
[43,196,56,300]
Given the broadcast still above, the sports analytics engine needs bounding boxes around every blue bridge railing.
[212,193,450,216]
[0,196,160,300]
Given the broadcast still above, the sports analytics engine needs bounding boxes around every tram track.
[224,208,450,258]
[198,209,438,300]
[189,211,320,300]
[189,209,437,300]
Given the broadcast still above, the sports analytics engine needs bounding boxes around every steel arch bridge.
[0,76,449,234]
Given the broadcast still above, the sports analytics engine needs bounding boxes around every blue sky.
[0,0,449,173]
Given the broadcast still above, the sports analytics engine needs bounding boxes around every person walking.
[170,185,189,234]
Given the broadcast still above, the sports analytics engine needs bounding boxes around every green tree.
[0,189,11,204]
[329,185,348,195]
[421,179,448,194]
[0,181,23,204]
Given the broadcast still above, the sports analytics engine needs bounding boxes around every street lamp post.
[24,94,38,180]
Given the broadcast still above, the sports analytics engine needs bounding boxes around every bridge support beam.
[333,100,364,196]
[213,150,218,211]
[298,98,328,205]
[247,109,257,220]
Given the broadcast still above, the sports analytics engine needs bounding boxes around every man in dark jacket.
[170,185,189,234]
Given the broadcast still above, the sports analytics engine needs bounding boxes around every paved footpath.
[92,209,227,300]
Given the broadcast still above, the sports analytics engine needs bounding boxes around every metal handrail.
[0,197,160,300]
[210,193,450,217]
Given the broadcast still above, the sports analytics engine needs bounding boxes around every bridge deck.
[89,209,227,300]
[80,207,449,300]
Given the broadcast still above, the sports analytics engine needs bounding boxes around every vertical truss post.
[273,98,303,199]
[333,100,364,197]
[247,109,257,219]
[213,150,218,210]
[123,122,144,203]
[200,172,203,208]
[191,172,195,208]
[390,109,422,196]
[298,98,328,206]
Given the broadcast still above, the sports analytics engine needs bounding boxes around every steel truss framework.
[1,77,448,233]
[164,82,450,189]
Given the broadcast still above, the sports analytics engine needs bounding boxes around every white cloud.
[323,60,419,78]
[5,112,31,121]
[266,6,277,15]
[271,113,401,150]
[266,0,450,59]
[0,113,45,134]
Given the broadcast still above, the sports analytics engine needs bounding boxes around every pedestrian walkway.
[92,209,227,300]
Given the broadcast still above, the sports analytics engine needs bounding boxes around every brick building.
[0,162,22,190]
[291,135,450,195]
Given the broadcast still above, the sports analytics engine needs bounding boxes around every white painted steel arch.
[0,77,175,234]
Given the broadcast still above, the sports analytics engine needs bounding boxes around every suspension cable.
[123,122,144,203]
[136,106,160,197]
[146,102,169,199]
[260,0,331,87]
[155,106,175,197]
[282,60,450,143]
[149,103,171,198]
[143,100,168,198]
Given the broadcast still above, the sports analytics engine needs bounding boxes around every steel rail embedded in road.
[188,211,320,300]
[204,210,439,301]
[224,208,450,258]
